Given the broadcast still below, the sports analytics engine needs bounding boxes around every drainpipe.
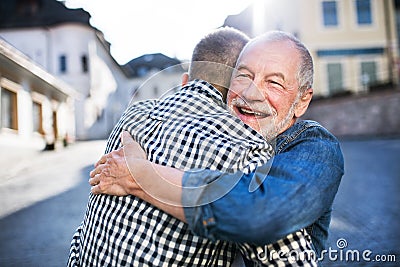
[383,0,395,85]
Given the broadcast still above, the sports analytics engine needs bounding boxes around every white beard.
[261,96,300,141]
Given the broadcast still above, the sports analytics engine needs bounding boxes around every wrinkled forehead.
[235,39,300,76]
[239,38,297,61]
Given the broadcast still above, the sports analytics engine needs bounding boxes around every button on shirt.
[68,80,313,266]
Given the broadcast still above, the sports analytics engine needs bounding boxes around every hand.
[89,131,146,196]
[90,131,186,221]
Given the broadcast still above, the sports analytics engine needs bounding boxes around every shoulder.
[276,120,343,166]
[277,120,339,147]
[181,79,224,103]
[118,99,157,121]
[127,99,157,110]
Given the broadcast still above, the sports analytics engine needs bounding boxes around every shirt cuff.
[181,170,204,227]
[182,169,221,231]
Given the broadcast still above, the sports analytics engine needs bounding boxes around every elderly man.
[91,31,344,266]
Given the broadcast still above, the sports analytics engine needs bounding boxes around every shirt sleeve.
[182,131,344,245]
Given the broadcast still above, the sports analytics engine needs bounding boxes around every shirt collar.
[181,79,224,104]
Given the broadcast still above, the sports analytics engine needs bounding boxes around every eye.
[232,69,253,86]
[235,72,253,81]
[267,79,284,89]
[237,72,250,78]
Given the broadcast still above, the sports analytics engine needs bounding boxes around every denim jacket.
[182,120,344,257]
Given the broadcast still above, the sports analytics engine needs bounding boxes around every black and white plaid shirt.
[68,80,316,266]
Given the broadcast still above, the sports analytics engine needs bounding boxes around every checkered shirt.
[238,229,317,266]
[68,80,316,266]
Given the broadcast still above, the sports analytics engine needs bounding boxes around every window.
[53,111,58,139]
[17,0,40,16]
[32,101,43,134]
[322,1,338,26]
[59,54,67,73]
[327,63,344,95]
[81,55,89,73]
[361,61,377,85]
[1,88,18,130]
[356,0,372,25]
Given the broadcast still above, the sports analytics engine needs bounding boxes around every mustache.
[229,97,277,117]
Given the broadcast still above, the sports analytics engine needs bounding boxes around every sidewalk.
[0,144,42,182]
[0,141,106,181]
[0,140,107,218]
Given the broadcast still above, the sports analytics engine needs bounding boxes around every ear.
[294,88,313,118]
[181,73,189,86]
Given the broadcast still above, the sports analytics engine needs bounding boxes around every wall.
[302,89,400,138]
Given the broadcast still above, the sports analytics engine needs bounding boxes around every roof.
[0,0,113,69]
[123,53,183,78]
[0,0,91,29]
[0,39,81,101]
[222,5,253,37]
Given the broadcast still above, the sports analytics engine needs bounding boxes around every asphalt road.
[0,138,399,266]
[322,138,400,266]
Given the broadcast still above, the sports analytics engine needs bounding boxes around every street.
[0,140,106,267]
[0,138,399,266]
[322,138,400,266]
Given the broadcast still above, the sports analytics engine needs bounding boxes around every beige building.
[224,0,399,97]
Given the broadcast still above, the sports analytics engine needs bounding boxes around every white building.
[0,39,79,149]
[123,53,186,104]
[0,0,185,141]
[0,0,134,140]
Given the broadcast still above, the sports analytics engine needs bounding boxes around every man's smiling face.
[227,38,304,140]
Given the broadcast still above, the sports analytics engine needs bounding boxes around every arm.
[90,131,242,220]
[90,131,187,221]
[91,131,343,245]
[182,134,344,245]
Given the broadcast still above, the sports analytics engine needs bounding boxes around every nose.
[240,80,265,102]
